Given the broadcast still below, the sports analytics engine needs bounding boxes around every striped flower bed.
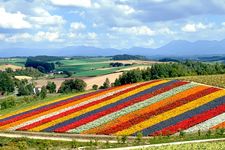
[1,79,225,136]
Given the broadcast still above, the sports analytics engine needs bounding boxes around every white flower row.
[69,82,198,133]
[183,112,225,133]
[9,83,140,131]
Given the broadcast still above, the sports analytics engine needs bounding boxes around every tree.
[64,71,73,78]
[92,84,98,90]
[0,72,15,95]
[17,80,34,96]
[39,86,47,99]
[25,58,55,73]
[17,84,30,96]
[100,78,110,89]
[0,96,16,110]
[58,79,87,93]
[116,69,143,85]
[46,82,56,93]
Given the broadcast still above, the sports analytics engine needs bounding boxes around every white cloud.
[222,22,225,26]
[117,4,135,15]
[0,34,6,41]
[181,23,209,32]
[50,0,91,8]
[158,27,175,35]
[0,7,32,29]
[67,32,97,40]
[111,26,155,36]
[30,8,65,27]
[2,31,61,43]
[34,31,61,42]
[70,22,86,30]
[87,32,97,39]
[5,33,32,42]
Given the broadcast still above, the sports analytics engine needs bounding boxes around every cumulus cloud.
[30,8,65,27]
[50,0,92,8]
[4,33,32,42]
[181,23,209,32]
[222,22,225,26]
[125,0,225,22]
[117,4,135,15]
[70,22,86,31]
[0,7,32,29]
[111,26,155,36]
[2,31,62,43]
[34,31,61,42]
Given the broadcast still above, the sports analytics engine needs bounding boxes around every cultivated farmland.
[1,79,225,136]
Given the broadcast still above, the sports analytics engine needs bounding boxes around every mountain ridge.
[1,39,225,57]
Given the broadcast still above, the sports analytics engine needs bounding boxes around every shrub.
[39,86,47,99]
[46,82,56,93]
[135,132,143,144]
[58,79,87,93]
[100,78,110,89]
[121,135,127,144]
[92,84,98,90]
[0,96,16,110]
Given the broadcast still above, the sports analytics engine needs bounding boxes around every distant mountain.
[0,46,121,57]
[127,39,225,56]
[155,40,225,56]
[1,39,225,57]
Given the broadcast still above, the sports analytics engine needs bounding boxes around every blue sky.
[1,0,225,49]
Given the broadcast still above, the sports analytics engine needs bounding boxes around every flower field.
[1,79,225,136]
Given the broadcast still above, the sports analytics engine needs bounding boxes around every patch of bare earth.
[0,64,23,71]
[116,66,150,72]
[34,72,123,90]
[15,76,32,80]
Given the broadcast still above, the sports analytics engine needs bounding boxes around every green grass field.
[0,91,93,116]
[171,74,225,88]
[58,57,110,65]
[56,63,111,72]
[0,57,152,77]
[55,57,136,77]
[0,58,26,66]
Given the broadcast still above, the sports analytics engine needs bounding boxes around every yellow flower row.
[114,90,225,136]
[30,80,168,132]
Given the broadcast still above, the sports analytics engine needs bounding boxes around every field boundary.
[0,131,141,143]
[1,131,225,149]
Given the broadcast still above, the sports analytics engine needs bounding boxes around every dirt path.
[1,131,225,150]
[0,131,118,143]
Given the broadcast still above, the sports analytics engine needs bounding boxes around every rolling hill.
[0,79,225,136]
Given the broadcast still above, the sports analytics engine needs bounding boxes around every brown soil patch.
[34,73,123,91]
[0,64,23,71]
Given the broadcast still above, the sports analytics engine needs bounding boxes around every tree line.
[112,54,147,60]
[25,58,55,73]
[114,61,225,86]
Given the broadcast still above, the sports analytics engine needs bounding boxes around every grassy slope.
[56,58,139,77]
[171,74,225,88]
